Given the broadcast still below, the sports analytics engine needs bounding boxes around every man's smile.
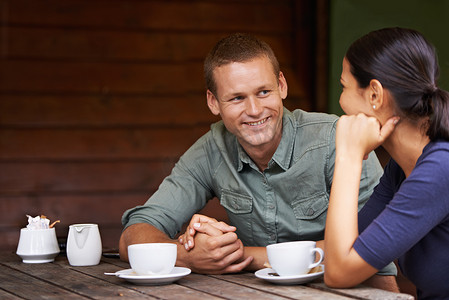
[245,117,269,126]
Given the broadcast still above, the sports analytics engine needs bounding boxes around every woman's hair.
[346,27,449,141]
[204,33,280,97]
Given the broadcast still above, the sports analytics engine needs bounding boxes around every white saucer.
[16,252,59,264]
[255,264,324,285]
[113,267,191,285]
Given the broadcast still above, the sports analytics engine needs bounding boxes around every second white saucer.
[114,267,191,285]
[255,264,324,285]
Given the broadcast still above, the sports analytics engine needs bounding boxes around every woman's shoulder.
[425,139,449,150]
[413,140,449,184]
[421,140,449,162]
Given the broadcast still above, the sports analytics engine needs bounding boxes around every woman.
[324,27,449,299]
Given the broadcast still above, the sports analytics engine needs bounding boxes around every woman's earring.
[372,105,376,110]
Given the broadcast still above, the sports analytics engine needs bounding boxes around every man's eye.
[229,96,243,102]
[259,90,270,96]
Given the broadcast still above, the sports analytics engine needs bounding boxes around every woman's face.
[339,58,371,115]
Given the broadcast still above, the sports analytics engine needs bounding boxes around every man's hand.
[180,227,253,274]
[179,214,236,251]
[176,214,253,273]
[120,222,253,274]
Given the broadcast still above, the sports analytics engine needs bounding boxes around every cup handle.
[309,247,324,269]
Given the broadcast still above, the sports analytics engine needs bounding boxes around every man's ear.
[369,79,384,110]
[207,90,220,116]
[278,71,288,100]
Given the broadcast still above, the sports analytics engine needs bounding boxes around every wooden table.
[0,251,414,299]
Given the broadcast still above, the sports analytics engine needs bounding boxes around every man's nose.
[246,96,262,115]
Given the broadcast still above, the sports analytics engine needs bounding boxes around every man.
[120,33,397,290]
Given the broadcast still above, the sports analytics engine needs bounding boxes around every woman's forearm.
[324,153,377,287]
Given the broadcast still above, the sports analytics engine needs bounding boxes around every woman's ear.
[369,79,384,111]
[207,90,220,116]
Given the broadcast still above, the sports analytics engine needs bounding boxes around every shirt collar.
[236,108,296,172]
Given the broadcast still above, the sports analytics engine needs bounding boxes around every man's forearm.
[119,223,177,262]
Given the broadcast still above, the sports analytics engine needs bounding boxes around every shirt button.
[307,208,315,216]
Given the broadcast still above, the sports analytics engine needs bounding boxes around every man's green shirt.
[122,108,383,246]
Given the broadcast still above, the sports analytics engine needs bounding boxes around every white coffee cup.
[128,243,177,276]
[66,223,102,266]
[16,227,60,263]
[266,241,324,276]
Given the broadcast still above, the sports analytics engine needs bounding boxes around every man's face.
[207,56,287,152]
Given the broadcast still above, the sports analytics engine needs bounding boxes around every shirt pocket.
[219,189,253,214]
[291,192,328,220]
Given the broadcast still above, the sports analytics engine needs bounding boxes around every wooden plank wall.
[0,0,318,251]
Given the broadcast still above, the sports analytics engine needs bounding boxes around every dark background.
[0,0,328,251]
[328,0,449,115]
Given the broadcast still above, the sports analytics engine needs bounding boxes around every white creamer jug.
[66,223,102,266]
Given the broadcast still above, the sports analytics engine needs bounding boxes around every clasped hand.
[178,214,253,274]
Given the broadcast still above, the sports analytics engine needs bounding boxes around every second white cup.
[128,243,177,276]
[267,241,324,276]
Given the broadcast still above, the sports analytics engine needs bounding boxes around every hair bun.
[423,84,438,100]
